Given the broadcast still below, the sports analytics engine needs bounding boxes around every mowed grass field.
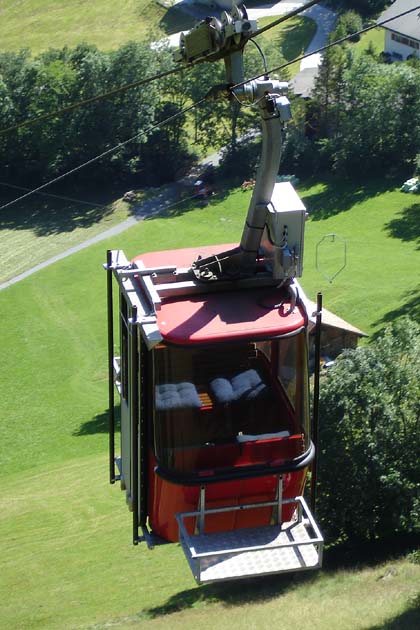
[0,0,315,53]
[0,0,196,52]
[0,185,134,284]
[1,180,420,628]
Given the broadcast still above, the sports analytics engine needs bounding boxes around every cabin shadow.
[145,570,315,618]
[384,203,420,247]
[73,406,120,436]
[302,176,401,221]
[366,602,420,630]
[144,534,418,620]
[0,182,125,236]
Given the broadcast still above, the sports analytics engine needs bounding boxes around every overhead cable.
[0,64,188,137]
[235,2,420,89]
[0,1,320,137]
[0,97,206,212]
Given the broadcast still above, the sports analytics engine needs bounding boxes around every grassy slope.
[1,457,419,629]
[299,177,420,334]
[257,15,317,75]
[0,188,133,284]
[0,0,196,52]
[1,184,420,628]
[3,181,420,477]
[0,1,315,53]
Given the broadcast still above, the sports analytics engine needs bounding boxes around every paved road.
[162,1,336,71]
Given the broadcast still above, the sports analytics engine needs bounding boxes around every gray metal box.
[260,182,307,280]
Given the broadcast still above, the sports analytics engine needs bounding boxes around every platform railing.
[176,493,323,584]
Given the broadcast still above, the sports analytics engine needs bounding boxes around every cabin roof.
[134,245,306,345]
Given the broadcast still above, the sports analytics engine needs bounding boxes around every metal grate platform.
[177,496,323,584]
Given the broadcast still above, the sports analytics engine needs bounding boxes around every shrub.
[317,317,420,543]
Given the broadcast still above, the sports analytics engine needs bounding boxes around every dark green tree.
[317,317,420,543]
[325,1,391,17]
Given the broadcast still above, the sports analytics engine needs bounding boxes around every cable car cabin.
[105,244,323,584]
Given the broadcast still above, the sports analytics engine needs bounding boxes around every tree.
[0,43,165,185]
[331,57,420,176]
[324,1,391,17]
[317,317,420,543]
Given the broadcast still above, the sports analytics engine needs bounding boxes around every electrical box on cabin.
[260,182,307,280]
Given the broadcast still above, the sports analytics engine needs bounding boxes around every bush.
[317,317,420,544]
[334,11,363,43]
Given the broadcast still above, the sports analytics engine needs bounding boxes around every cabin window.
[152,332,310,476]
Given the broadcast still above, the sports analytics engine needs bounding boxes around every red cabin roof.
[134,245,306,345]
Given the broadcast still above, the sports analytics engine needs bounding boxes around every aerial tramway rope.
[0,64,190,138]
[0,0,321,138]
[0,98,206,212]
[232,2,420,90]
[1,2,420,211]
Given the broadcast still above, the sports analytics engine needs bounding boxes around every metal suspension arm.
[175,5,293,282]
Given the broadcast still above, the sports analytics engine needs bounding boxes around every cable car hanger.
[174,3,297,286]
[104,3,324,584]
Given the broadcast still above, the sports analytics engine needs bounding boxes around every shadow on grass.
[324,534,420,572]
[145,570,315,618]
[384,203,420,247]
[302,176,401,221]
[367,599,420,630]
[73,406,120,436]
[144,534,418,619]
[143,184,234,221]
[0,183,123,236]
[371,285,420,334]
[279,16,317,62]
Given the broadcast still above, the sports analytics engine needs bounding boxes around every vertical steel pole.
[311,292,322,515]
[139,335,148,528]
[106,250,116,484]
[130,305,140,545]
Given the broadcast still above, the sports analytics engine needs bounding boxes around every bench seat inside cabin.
[155,350,301,471]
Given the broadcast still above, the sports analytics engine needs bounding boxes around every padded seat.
[209,369,270,405]
[155,382,202,411]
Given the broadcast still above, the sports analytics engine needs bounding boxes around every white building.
[378,0,420,61]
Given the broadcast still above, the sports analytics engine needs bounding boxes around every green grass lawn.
[299,177,420,335]
[0,185,133,284]
[2,180,420,628]
[256,15,317,76]
[0,1,314,54]
[353,26,385,56]
[0,0,195,52]
[1,456,419,629]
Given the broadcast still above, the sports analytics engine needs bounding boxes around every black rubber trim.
[154,441,315,486]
